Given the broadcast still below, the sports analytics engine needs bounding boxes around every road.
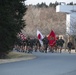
[0,52,76,75]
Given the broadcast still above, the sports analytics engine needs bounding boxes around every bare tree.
[23,5,66,37]
[66,14,76,51]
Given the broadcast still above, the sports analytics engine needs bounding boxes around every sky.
[25,0,76,5]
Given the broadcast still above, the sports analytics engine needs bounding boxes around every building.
[56,4,76,49]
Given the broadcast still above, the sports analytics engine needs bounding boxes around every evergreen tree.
[49,2,53,7]
[67,2,73,5]
[49,1,59,8]
[37,2,48,8]
[0,0,27,58]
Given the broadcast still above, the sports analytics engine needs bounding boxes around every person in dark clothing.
[26,37,33,53]
[67,41,73,53]
[42,36,49,53]
[37,39,41,51]
[55,37,60,52]
[33,38,40,52]
[15,37,23,52]
[56,37,64,53]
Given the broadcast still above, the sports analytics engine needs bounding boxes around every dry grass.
[0,52,36,64]
[7,51,34,59]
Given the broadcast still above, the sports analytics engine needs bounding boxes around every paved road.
[0,52,76,75]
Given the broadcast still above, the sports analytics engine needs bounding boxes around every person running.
[42,36,49,53]
[67,41,73,53]
[57,37,64,53]
[26,37,33,53]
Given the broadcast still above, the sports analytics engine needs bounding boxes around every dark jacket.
[67,42,73,48]
[57,39,64,47]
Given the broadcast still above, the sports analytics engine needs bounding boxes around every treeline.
[27,1,76,8]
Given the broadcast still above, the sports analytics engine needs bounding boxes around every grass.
[0,51,36,64]
[7,51,35,59]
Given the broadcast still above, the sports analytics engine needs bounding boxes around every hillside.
[23,5,66,37]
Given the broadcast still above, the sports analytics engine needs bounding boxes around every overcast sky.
[25,0,76,5]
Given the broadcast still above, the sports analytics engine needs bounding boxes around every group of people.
[56,37,73,53]
[14,35,73,54]
[55,37,64,53]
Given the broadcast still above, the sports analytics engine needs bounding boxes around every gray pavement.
[0,51,76,75]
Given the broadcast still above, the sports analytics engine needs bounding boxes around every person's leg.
[60,47,62,53]
[68,48,71,53]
